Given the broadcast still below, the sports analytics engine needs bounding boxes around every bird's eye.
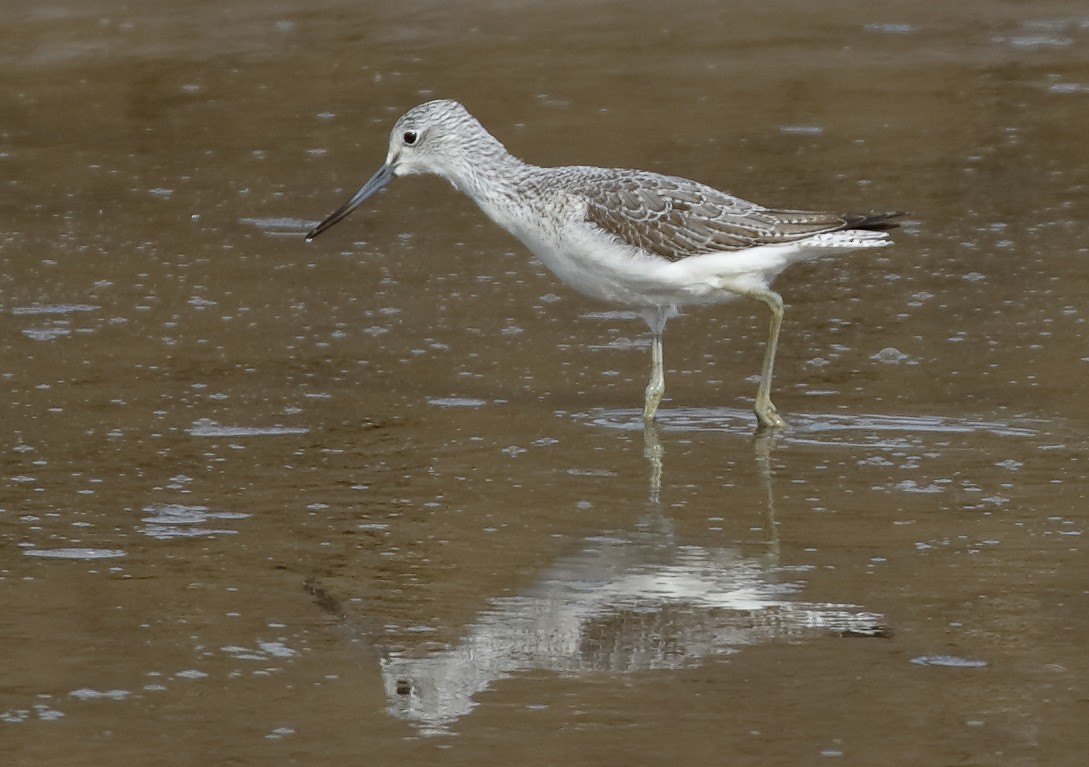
[402,130,419,146]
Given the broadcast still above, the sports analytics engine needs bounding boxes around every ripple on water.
[580,407,1042,448]
[0,702,64,723]
[238,217,315,236]
[187,418,309,437]
[427,397,488,408]
[69,688,131,701]
[14,304,101,342]
[221,641,298,662]
[11,304,101,316]
[864,22,915,34]
[23,548,126,560]
[910,655,988,669]
[22,326,72,341]
[140,503,250,540]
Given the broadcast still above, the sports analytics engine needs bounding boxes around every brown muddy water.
[3,1,1089,765]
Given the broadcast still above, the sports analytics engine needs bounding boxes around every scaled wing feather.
[578,171,897,261]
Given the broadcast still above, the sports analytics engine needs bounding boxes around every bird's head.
[306,99,499,241]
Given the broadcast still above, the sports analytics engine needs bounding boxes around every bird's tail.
[841,212,905,232]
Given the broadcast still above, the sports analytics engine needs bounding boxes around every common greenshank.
[307,99,901,428]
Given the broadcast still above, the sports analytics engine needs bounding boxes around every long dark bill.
[305,163,394,241]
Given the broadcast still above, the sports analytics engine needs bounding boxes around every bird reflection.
[375,425,886,735]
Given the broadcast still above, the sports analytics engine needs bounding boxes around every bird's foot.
[755,402,786,430]
[642,384,664,423]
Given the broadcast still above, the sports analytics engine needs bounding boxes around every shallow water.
[3,1,1089,765]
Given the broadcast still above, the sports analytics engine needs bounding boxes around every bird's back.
[542,165,901,263]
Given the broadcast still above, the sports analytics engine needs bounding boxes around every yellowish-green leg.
[752,289,786,430]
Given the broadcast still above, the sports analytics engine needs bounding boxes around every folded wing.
[579,171,902,262]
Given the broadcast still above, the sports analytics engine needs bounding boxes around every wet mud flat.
[3,2,1089,765]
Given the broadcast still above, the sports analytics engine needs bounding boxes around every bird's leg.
[643,331,665,422]
[750,289,786,429]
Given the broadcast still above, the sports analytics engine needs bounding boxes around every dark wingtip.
[843,211,907,231]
